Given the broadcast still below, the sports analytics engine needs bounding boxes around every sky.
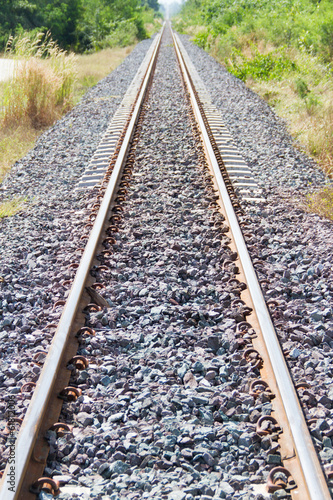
[160,0,181,5]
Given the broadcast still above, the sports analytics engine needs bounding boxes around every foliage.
[295,77,310,99]
[0,0,161,51]
[177,0,333,63]
[224,46,297,81]
[175,0,333,219]
[94,19,143,49]
[0,0,82,49]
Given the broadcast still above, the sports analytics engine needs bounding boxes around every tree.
[0,0,82,49]
[142,0,160,11]
[37,0,83,47]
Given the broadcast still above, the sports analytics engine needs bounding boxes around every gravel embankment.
[0,24,332,500]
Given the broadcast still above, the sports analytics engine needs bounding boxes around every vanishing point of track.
[0,23,331,500]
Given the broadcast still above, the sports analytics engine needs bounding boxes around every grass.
[73,46,134,102]
[0,197,27,218]
[0,124,41,183]
[0,39,135,194]
[2,32,76,128]
[246,50,333,221]
[307,186,333,220]
[246,49,333,174]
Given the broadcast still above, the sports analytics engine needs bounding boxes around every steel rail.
[0,26,164,500]
[172,29,331,500]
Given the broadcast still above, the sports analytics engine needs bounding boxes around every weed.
[305,92,321,115]
[307,185,333,220]
[295,77,310,98]
[1,32,76,128]
[0,197,27,218]
[193,29,210,48]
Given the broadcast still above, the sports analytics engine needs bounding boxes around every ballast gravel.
[0,24,332,500]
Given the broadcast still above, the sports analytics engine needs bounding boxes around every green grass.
[0,197,27,218]
[173,0,333,220]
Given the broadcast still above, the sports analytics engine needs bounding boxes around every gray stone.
[238,433,253,448]
[202,451,216,466]
[69,464,81,475]
[178,362,190,379]
[110,460,130,474]
[310,310,323,322]
[98,463,112,479]
[217,482,235,498]
[168,491,187,500]
[38,492,54,500]
[191,395,209,405]
[100,375,112,386]
[319,447,333,462]
[198,408,214,425]
[267,454,282,464]
[76,412,93,427]
[289,348,301,359]
[109,412,124,423]
[192,361,205,373]
[219,366,229,378]
[207,336,220,352]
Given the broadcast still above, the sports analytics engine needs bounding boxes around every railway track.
[0,22,332,500]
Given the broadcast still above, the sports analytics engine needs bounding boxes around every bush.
[295,77,310,98]
[224,46,297,82]
[193,29,210,48]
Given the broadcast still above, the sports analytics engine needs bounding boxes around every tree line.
[0,0,161,52]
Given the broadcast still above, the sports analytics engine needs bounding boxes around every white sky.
[160,0,181,5]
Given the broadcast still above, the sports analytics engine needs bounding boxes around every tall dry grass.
[307,106,333,177]
[2,32,76,128]
[0,39,134,188]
